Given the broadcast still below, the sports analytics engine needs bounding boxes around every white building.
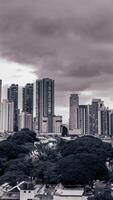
[69,128,81,136]
[0,181,38,200]
[53,116,62,133]
[18,112,33,131]
[40,116,62,134]
[53,186,87,200]
[0,80,2,103]
[20,188,35,200]
[0,100,14,133]
[42,117,48,133]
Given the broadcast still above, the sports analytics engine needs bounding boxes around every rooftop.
[55,188,84,196]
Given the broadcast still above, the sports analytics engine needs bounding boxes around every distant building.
[87,104,92,135]
[91,99,103,135]
[42,117,48,133]
[18,112,33,131]
[36,78,54,133]
[23,83,33,115]
[69,94,79,130]
[98,104,109,136]
[107,110,113,136]
[7,84,18,131]
[0,100,14,133]
[53,116,62,133]
[69,128,81,136]
[0,80,2,103]
[79,105,88,135]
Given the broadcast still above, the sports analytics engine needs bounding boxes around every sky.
[0,0,113,122]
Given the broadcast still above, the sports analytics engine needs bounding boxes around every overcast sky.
[0,0,113,122]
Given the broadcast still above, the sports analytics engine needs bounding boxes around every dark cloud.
[0,0,113,109]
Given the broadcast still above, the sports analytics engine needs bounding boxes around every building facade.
[0,80,2,103]
[8,84,18,131]
[18,112,33,131]
[0,100,14,133]
[69,94,79,130]
[53,116,62,133]
[36,78,54,133]
[91,99,103,135]
[23,83,33,115]
[79,105,88,135]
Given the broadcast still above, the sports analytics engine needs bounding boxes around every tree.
[58,153,108,186]
[61,136,113,161]
[8,129,37,145]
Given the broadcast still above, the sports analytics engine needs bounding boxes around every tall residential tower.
[8,84,18,131]
[69,94,79,130]
[0,80,2,103]
[0,100,14,133]
[23,83,34,115]
[36,78,54,133]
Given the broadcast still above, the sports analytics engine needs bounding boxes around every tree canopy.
[0,132,113,186]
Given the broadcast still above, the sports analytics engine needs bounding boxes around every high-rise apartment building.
[18,111,33,131]
[8,84,18,131]
[91,99,102,135]
[69,94,79,130]
[0,80,2,103]
[90,99,110,136]
[109,110,113,136]
[87,104,92,135]
[79,105,88,135]
[0,100,14,133]
[98,103,109,136]
[36,78,54,133]
[23,83,33,115]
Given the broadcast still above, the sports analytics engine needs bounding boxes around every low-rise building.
[53,186,87,200]
[18,112,33,131]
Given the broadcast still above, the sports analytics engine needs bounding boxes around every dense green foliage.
[8,128,37,145]
[0,129,36,185]
[0,130,113,187]
[88,188,113,200]
[58,136,113,186]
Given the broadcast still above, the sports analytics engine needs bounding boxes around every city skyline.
[1,79,113,124]
[0,0,113,122]
[1,77,113,136]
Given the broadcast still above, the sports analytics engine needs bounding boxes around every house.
[0,181,40,200]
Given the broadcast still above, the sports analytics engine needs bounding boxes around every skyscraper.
[36,78,54,133]
[0,80,2,103]
[8,84,18,131]
[87,104,92,135]
[109,111,113,136]
[79,105,88,135]
[0,100,14,133]
[23,83,33,115]
[98,103,109,136]
[69,94,79,130]
[91,99,102,135]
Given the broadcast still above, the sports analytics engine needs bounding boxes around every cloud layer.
[0,0,113,110]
